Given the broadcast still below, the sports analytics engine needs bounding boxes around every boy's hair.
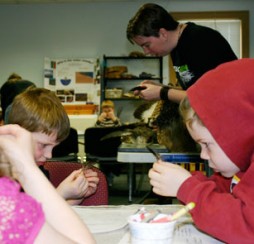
[8,87,70,142]
[127,3,179,43]
[179,96,204,129]
[101,100,115,109]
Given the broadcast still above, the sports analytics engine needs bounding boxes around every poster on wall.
[44,57,100,106]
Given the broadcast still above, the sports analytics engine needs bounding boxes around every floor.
[107,164,179,205]
[108,172,151,205]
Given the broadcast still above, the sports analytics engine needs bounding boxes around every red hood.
[187,58,254,171]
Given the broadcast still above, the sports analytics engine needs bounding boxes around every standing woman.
[127,3,237,103]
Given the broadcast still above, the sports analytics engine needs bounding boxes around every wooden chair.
[43,161,108,206]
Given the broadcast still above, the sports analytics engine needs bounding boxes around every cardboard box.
[63,104,97,115]
[105,88,123,98]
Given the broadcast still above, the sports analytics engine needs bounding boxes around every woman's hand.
[134,80,162,100]
[148,160,192,196]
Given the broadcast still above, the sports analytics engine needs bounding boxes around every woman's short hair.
[127,3,178,43]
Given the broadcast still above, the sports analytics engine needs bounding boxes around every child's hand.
[57,169,89,200]
[148,160,192,196]
[107,111,116,120]
[0,124,36,178]
[82,168,99,197]
[98,112,107,121]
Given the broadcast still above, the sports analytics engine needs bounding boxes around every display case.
[102,55,163,123]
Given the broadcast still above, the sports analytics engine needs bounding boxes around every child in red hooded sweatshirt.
[148,58,254,244]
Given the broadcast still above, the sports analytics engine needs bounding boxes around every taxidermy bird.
[100,98,198,152]
[133,100,198,152]
[101,122,156,145]
[155,100,198,152]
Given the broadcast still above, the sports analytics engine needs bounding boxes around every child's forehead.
[102,106,113,110]
[32,131,58,144]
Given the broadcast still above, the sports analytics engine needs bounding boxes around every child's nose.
[200,149,210,160]
[44,150,52,160]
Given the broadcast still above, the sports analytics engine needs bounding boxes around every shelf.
[104,97,141,101]
[104,77,161,81]
[101,55,163,123]
[104,56,161,60]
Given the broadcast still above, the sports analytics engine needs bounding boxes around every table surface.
[117,143,206,202]
[118,143,169,153]
[117,143,202,163]
[73,204,224,244]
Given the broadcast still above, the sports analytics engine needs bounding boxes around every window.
[168,11,249,84]
[171,11,249,58]
[179,19,241,58]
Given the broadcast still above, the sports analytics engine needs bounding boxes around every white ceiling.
[0,0,134,3]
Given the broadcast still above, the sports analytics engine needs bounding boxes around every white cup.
[128,218,176,244]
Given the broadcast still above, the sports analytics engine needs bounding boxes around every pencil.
[170,202,196,221]
[146,145,161,160]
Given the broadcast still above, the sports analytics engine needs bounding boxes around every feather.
[100,123,156,145]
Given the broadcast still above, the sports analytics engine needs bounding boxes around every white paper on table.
[118,221,224,244]
[173,221,224,244]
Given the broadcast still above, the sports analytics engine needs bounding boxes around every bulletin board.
[44,57,100,105]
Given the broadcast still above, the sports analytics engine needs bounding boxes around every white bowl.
[128,218,176,244]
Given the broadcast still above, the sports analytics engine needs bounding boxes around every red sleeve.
[191,171,231,192]
[177,167,254,243]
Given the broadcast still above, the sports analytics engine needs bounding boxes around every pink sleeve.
[0,177,45,244]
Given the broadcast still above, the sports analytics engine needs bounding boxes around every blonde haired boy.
[8,87,99,205]
[95,100,121,127]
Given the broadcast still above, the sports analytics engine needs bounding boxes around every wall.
[0,0,253,88]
